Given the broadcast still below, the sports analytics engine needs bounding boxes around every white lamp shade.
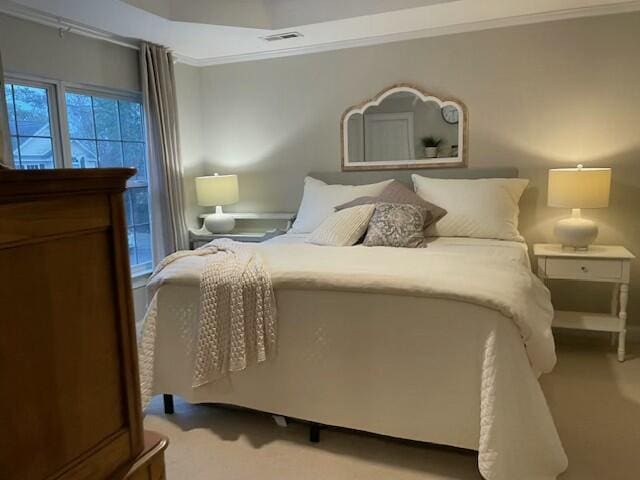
[196,174,239,207]
[548,166,611,209]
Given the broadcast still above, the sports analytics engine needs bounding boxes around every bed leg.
[309,423,320,443]
[163,394,175,415]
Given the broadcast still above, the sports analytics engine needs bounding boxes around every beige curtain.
[0,49,13,168]
[140,42,188,264]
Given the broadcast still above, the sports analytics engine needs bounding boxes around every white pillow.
[411,175,529,241]
[307,204,376,246]
[290,176,392,233]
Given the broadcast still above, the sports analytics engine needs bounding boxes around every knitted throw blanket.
[140,239,276,401]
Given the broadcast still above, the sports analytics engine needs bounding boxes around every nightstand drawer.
[544,258,622,280]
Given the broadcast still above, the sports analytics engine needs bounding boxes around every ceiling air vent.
[261,31,303,42]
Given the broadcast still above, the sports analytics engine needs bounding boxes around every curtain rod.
[1,7,141,51]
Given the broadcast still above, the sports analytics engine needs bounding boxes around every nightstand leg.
[618,330,626,362]
[618,284,628,362]
[611,284,620,347]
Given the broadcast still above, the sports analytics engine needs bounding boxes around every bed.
[138,169,568,480]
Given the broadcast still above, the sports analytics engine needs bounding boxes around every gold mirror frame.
[341,83,468,171]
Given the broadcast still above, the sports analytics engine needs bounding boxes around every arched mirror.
[341,84,467,171]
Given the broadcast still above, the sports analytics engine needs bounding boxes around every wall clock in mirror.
[441,105,459,125]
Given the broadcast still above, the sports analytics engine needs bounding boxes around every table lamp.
[196,173,239,233]
[547,164,611,250]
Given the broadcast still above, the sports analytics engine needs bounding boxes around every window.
[4,82,58,169]
[65,91,151,273]
[3,78,152,275]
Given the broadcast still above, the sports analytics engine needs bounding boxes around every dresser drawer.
[544,257,622,280]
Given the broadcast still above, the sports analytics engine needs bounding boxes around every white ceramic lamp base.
[204,206,235,234]
[554,208,598,250]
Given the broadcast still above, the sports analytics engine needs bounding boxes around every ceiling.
[123,0,456,29]
[1,0,639,66]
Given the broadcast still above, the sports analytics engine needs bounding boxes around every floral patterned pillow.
[363,203,428,248]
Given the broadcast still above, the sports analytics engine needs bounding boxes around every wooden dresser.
[0,169,161,480]
[124,432,169,480]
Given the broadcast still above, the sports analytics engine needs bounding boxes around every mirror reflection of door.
[364,112,415,162]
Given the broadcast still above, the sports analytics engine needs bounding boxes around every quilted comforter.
[138,237,568,480]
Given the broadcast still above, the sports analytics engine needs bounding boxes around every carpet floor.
[144,333,640,480]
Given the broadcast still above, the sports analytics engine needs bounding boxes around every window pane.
[71,139,98,168]
[124,190,133,226]
[128,227,137,266]
[5,84,16,135]
[130,187,149,225]
[97,140,123,168]
[94,97,121,140]
[17,136,54,169]
[119,100,143,141]
[13,85,51,137]
[6,82,57,168]
[134,224,152,265]
[10,136,20,167]
[64,90,149,271]
[66,93,95,139]
[123,142,146,182]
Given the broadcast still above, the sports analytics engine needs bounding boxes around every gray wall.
[176,12,640,324]
[175,63,206,229]
[0,13,139,91]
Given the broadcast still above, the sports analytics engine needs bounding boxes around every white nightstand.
[189,228,287,249]
[534,244,635,361]
[190,212,296,249]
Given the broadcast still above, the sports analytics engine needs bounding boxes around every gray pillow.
[335,180,446,230]
[363,203,428,248]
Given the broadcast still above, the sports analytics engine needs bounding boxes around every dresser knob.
[581,265,588,272]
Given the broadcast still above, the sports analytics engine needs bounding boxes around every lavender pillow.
[335,180,446,229]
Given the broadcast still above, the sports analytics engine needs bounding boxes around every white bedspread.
[148,236,553,374]
[140,235,567,480]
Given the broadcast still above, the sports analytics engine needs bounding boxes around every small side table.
[189,228,287,249]
[197,212,296,230]
[534,244,635,361]
[191,212,296,249]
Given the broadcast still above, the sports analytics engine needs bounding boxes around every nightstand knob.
[581,265,588,272]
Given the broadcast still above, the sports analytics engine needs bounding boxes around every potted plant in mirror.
[422,136,442,158]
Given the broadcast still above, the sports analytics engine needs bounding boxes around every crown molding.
[2,0,640,67]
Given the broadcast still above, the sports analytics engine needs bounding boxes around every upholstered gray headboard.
[309,167,519,187]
